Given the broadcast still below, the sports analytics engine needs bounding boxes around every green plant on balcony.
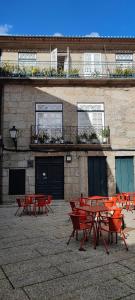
[55,136,65,143]
[89,132,98,144]
[123,68,133,77]
[101,127,110,143]
[69,68,79,77]
[38,132,50,144]
[43,68,57,77]
[115,68,124,77]
[93,70,101,78]
[32,133,39,144]
[78,132,89,144]
[1,62,14,76]
[24,66,33,77]
[31,66,40,76]
[19,66,27,77]
[58,68,67,77]
[50,136,57,144]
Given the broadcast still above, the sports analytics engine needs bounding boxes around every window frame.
[77,102,105,134]
[35,102,63,137]
[18,52,37,66]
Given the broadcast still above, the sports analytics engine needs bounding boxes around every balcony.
[30,126,111,151]
[1,60,135,80]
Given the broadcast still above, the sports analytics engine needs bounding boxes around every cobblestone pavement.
[0,201,135,299]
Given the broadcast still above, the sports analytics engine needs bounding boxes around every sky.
[0,0,135,37]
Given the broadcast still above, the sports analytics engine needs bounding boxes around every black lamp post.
[9,126,18,150]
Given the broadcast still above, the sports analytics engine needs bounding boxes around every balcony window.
[77,103,104,139]
[84,53,102,77]
[36,103,63,140]
[18,52,37,66]
[115,53,133,69]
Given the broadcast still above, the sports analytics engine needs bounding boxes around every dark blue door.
[88,156,108,196]
[115,157,134,193]
[35,157,64,199]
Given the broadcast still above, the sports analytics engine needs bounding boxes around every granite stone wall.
[1,85,135,203]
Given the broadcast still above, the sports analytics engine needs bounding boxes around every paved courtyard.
[0,201,135,299]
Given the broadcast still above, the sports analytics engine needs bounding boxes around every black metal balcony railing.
[31,126,110,145]
[0,60,135,79]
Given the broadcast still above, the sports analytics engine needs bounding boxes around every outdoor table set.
[67,194,128,254]
[15,194,53,216]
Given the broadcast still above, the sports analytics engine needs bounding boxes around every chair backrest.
[25,196,33,205]
[112,208,122,217]
[16,198,22,207]
[75,209,87,221]
[80,198,86,206]
[16,197,25,207]
[108,196,117,205]
[109,217,122,233]
[104,200,114,208]
[70,201,76,211]
[70,214,82,230]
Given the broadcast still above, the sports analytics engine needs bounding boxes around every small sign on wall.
[27,160,34,168]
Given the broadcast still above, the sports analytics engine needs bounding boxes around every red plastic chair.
[67,213,96,251]
[15,198,28,216]
[33,197,48,215]
[45,195,54,213]
[99,212,128,254]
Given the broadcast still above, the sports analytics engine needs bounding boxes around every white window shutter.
[64,56,68,72]
[84,53,93,76]
[51,48,57,70]
[93,53,102,74]
[84,53,101,76]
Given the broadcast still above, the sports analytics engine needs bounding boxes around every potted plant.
[90,132,98,144]
[50,136,56,144]
[31,66,40,77]
[43,132,50,143]
[69,68,79,78]
[78,132,88,144]
[101,127,110,143]
[32,133,39,144]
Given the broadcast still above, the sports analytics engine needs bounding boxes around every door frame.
[35,156,64,199]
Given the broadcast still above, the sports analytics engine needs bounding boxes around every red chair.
[15,198,28,216]
[45,195,53,213]
[33,197,48,215]
[99,212,128,254]
[67,213,96,251]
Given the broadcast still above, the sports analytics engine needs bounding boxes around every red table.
[85,196,109,206]
[76,205,116,251]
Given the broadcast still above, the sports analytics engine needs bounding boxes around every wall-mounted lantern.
[66,152,72,163]
[9,126,19,150]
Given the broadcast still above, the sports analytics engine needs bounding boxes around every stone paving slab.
[50,282,135,300]
[0,288,29,300]
[0,268,6,280]
[7,266,63,288]
[118,272,135,290]
[0,248,40,265]
[24,276,134,300]
[0,278,12,291]
[56,258,131,276]
[118,256,135,271]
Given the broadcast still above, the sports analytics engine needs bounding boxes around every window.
[9,169,25,195]
[18,52,37,66]
[116,53,133,61]
[115,53,133,68]
[77,103,104,135]
[84,53,102,76]
[36,103,63,138]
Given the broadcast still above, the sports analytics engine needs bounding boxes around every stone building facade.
[0,36,135,203]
